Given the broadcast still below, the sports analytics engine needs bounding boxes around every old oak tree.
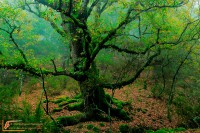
[0,0,199,126]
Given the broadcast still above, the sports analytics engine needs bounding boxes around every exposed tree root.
[105,93,130,109]
[52,107,62,113]
[101,94,131,121]
[57,113,87,126]
[53,93,131,126]
[64,100,84,111]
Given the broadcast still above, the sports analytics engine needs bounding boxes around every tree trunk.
[79,63,106,117]
[78,63,130,121]
[80,81,106,119]
[54,64,130,126]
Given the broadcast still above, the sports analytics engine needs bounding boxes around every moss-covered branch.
[57,113,87,126]
[36,0,65,11]
[0,62,85,80]
[102,43,156,55]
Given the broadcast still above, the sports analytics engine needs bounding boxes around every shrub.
[119,124,130,133]
[99,122,105,127]
[93,126,100,132]
[87,124,94,130]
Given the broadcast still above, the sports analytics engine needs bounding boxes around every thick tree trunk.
[80,81,106,118]
[78,64,130,120]
[79,63,105,116]
[56,65,130,126]
[79,84,130,120]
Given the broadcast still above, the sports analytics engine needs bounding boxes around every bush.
[93,126,100,132]
[119,124,153,133]
[173,92,200,128]
[0,82,19,119]
[119,124,130,133]
[151,84,163,98]
[87,124,94,130]
[99,122,105,127]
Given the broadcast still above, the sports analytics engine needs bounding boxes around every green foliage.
[45,76,66,96]
[42,120,65,133]
[173,93,200,128]
[150,44,200,127]
[0,70,20,119]
[93,126,100,132]
[99,122,105,127]
[119,124,130,133]
[34,103,44,122]
[119,124,149,133]
[87,124,100,133]
[87,124,94,130]
[150,83,163,98]
[25,77,39,93]
[174,127,186,132]
[154,129,168,133]
[20,101,34,122]
[146,127,186,133]
[10,101,44,124]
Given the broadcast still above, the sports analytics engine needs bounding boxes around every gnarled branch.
[102,44,155,55]
[0,22,28,64]
[101,51,160,89]
[0,62,85,80]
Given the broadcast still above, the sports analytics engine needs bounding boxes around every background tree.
[0,0,199,126]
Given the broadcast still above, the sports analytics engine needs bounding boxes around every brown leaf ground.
[12,81,197,133]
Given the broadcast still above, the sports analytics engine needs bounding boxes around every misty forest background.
[0,0,200,132]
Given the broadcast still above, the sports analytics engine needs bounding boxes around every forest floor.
[13,80,199,133]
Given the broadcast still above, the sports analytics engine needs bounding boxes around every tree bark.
[77,63,130,121]
[79,63,105,116]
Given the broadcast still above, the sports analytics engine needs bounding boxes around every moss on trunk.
[55,64,130,126]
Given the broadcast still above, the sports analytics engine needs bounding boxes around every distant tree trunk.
[61,56,68,90]
[167,45,193,121]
